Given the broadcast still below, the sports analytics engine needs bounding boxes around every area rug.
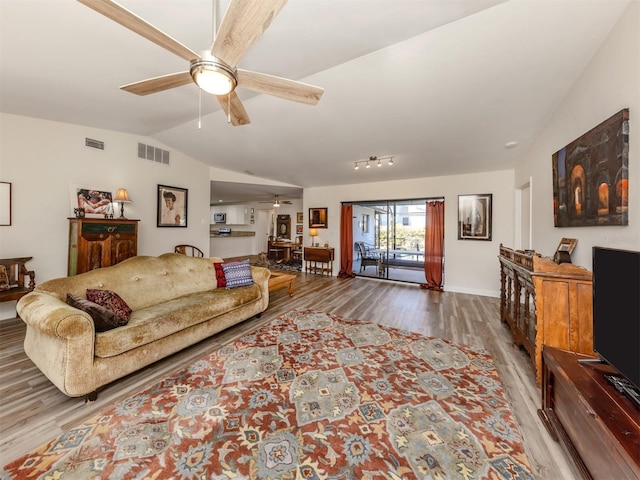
[2,309,534,479]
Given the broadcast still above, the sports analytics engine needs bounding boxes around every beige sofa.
[16,253,270,399]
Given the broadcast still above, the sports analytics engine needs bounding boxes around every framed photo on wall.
[157,185,187,227]
[0,182,11,226]
[458,194,492,241]
[309,207,328,228]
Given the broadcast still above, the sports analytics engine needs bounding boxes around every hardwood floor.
[0,272,578,478]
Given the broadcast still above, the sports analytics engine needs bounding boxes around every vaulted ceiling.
[0,0,631,188]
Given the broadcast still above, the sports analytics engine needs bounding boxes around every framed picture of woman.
[157,185,187,227]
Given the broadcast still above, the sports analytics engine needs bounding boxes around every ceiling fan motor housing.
[190,56,238,95]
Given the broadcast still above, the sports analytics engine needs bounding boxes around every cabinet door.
[80,233,112,272]
[111,234,137,265]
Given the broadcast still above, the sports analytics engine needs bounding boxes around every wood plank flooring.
[0,272,578,478]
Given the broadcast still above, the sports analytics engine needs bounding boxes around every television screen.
[592,246,640,391]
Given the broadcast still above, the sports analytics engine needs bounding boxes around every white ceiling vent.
[138,142,170,165]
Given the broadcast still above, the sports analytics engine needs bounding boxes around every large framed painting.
[157,185,187,227]
[458,193,492,241]
[552,108,629,227]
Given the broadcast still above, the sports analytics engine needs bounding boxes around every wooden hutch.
[498,245,594,383]
[68,218,139,275]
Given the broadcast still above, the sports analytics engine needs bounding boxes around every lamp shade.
[309,228,318,237]
[114,188,131,203]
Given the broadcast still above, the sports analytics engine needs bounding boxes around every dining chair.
[355,242,380,272]
[174,244,204,257]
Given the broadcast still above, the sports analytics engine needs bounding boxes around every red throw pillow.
[86,289,132,321]
[213,262,227,288]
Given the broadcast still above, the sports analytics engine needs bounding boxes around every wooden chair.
[267,236,284,261]
[355,242,380,272]
[174,245,204,257]
[291,236,303,260]
[0,257,35,304]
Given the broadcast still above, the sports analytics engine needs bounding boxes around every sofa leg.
[85,391,97,403]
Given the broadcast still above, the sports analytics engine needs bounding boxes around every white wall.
[515,1,639,268]
[304,169,515,297]
[0,113,212,318]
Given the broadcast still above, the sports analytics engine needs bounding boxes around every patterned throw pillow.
[86,289,132,321]
[221,259,254,289]
[66,293,129,332]
[213,262,227,288]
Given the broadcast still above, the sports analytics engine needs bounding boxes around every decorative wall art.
[309,207,328,228]
[552,108,629,227]
[296,211,303,223]
[277,214,291,239]
[458,194,492,241]
[157,185,187,227]
[0,182,11,226]
[70,186,114,218]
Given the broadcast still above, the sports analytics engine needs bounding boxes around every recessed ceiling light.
[505,141,518,149]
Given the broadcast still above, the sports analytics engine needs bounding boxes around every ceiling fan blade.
[237,69,324,105]
[78,0,199,62]
[121,71,192,96]
[216,91,251,126]
[212,0,288,67]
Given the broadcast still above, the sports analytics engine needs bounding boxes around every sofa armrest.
[17,291,95,338]
[250,266,271,311]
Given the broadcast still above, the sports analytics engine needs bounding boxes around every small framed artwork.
[70,186,114,218]
[157,185,187,227]
[309,207,328,228]
[296,224,303,234]
[556,237,577,254]
[296,211,303,224]
[458,194,492,241]
[0,182,11,226]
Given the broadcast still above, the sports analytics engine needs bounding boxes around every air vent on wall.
[138,142,170,165]
[85,138,104,150]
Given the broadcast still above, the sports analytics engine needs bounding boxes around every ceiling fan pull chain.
[227,94,231,124]
[198,89,202,130]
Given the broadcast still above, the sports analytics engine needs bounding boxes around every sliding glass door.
[350,198,443,283]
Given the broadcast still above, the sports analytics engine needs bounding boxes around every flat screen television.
[592,246,640,392]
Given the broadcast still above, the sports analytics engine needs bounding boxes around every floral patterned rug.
[2,309,534,479]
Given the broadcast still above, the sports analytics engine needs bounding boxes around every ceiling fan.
[259,195,292,207]
[77,0,324,126]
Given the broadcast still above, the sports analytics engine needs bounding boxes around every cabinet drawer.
[81,223,136,234]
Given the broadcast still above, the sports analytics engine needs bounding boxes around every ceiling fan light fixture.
[190,58,237,95]
[388,157,394,166]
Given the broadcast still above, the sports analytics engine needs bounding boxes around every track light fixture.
[353,155,395,170]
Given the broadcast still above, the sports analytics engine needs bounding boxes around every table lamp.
[114,188,132,219]
[309,228,318,246]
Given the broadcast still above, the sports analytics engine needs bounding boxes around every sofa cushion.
[222,259,254,289]
[213,262,227,288]
[94,284,262,358]
[86,289,132,321]
[66,293,128,332]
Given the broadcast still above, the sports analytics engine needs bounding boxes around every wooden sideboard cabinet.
[538,346,640,480]
[498,245,594,383]
[68,218,139,275]
[304,247,334,276]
